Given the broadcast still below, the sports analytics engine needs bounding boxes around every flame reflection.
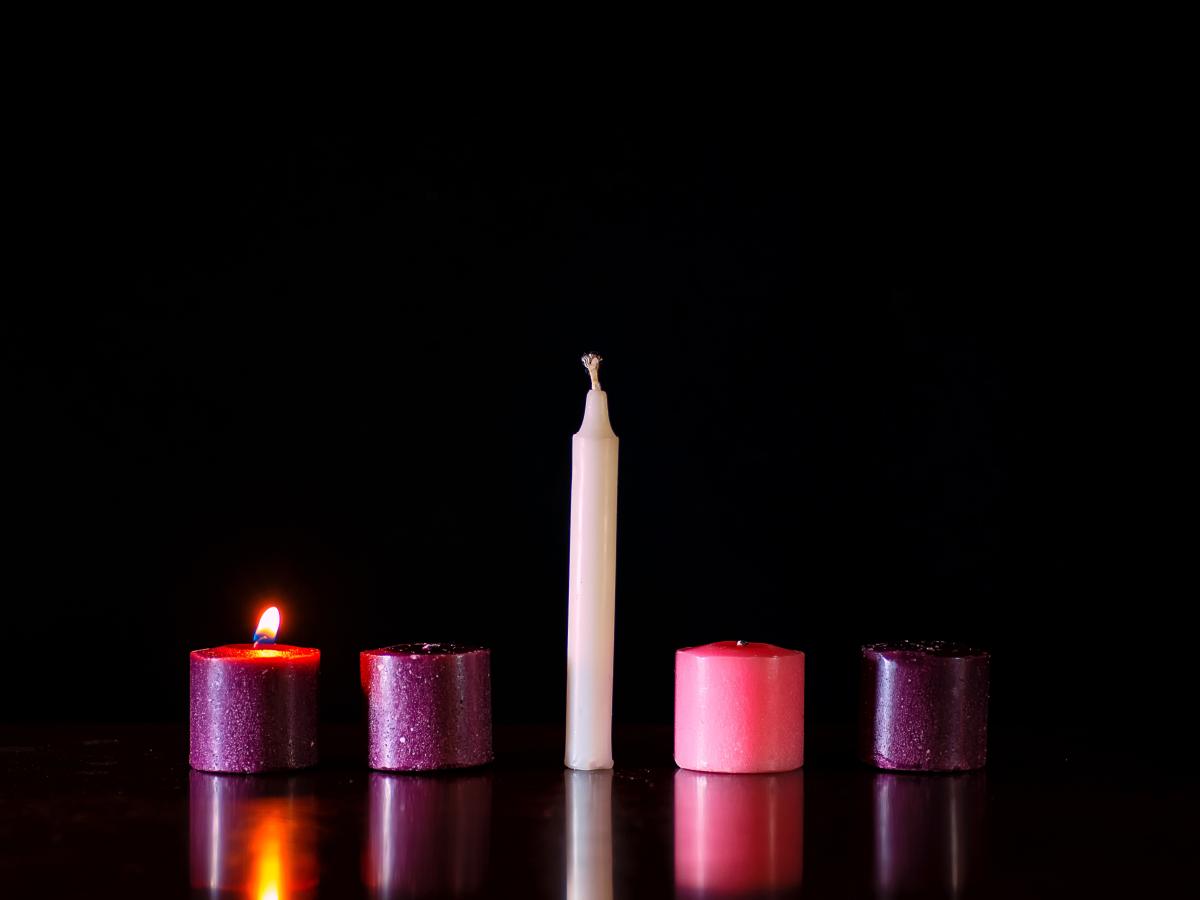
[189,772,317,899]
[873,771,986,899]
[674,769,804,897]
[365,771,492,898]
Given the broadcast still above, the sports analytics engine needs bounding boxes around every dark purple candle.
[860,641,989,772]
[190,607,319,773]
[361,643,493,771]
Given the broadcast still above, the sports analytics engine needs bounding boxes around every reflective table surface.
[0,724,1192,897]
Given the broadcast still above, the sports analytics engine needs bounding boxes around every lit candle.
[675,641,805,773]
[189,605,320,773]
[565,353,619,771]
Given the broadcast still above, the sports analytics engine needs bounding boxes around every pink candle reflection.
[365,771,492,898]
[873,772,986,898]
[188,772,318,899]
[674,769,804,896]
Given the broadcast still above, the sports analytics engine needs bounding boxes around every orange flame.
[254,606,280,645]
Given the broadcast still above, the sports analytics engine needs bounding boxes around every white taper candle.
[565,352,619,771]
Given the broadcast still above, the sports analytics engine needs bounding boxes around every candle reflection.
[873,771,986,899]
[565,770,614,900]
[188,772,318,899]
[365,771,492,898]
[674,769,804,897]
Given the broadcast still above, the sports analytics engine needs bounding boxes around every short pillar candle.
[674,641,805,773]
[859,641,990,771]
[189,607,319,774]
[361,643,493,771]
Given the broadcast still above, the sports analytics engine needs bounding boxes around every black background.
[2,112,1179,755]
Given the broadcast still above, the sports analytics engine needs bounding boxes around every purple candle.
[361,643,493,771]
[859,641,989,771]
[189,606,320,773]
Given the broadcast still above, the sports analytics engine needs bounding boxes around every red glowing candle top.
[191,607,318,664]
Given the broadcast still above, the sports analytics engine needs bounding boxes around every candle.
[859,641,990,771]
[873,771,986,896]
[674,769,804,896]
[674,641,805,773]
[565,353,619,771]
[188,771,318,899]
[565,770,614,900]
[360,642,493,771]
[365,771,492,896]
[189,606,320,773]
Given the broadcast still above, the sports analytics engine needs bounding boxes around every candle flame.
[253,606,280,645]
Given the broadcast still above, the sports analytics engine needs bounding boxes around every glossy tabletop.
[0,724,1192,898]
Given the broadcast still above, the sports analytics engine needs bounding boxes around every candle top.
[364,642,488,657]
[863,640,988,659]
[678,640,803,659]
[192,644,319,662]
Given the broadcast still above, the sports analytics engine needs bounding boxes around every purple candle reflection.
[188,771,318,899]
[873,771,986,897]
[365,771,492,897]
[860,642,989,772]
[361,643,493,771]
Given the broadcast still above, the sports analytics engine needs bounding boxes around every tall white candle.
[565,353,619,771]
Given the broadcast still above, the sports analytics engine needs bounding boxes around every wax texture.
[859,641,990,771]
[189,644,319,773]
[674,641,805,773]
[361,643,493,771]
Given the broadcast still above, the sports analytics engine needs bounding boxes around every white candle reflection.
[565,770,614,900]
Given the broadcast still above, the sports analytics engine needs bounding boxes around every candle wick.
[582,352,603,391]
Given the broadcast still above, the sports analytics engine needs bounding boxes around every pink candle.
[674,769,804,895]
[674,641,805,773]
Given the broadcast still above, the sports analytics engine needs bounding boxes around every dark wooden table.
[0,723,1191,897]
